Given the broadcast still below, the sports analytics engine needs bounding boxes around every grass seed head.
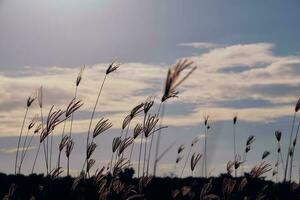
[93,118,113,138]
[118,137,134,156]
[177,144,185,154]
[190,153,202,171]
[176,155,183,164]
[27,93,36,107]
[76,65,85,86]
[65,139,74,157]
[161,59,196,102]
[246,135,255,146]
[106,59,120,75]
[59,135,69,152]
[295,97,300,112]
[130,103,144,119]
[144,96,155,114]
[143,114,159,137]
[37,86,43,108]
[275,130,282,142]
[65,98,83,118]
[28,115,38,130]
[87,159,96,172]
[87,142,97,159]
[233,115,237,125]
[133,123,143,138]
[262,151,270,160]
[112,137,122,153]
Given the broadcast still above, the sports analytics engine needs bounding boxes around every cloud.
[0,42,299,137]
[177,42,218,49]
[0,146,36,154]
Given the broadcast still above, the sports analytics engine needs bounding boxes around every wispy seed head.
[161,59,196,102]
[133,123,143,138]
[295,98,300,112]
[27,93,36,107]
[76,65,85,86]
[233,115,237,125]
[59,135,69,151]
[112,137,121,153]
[190,153,202,171]
[275,130,282,142]
[65,139,74,157]
[65,98,83,118]
[177,144,185,154]
[246,135,255,146]
[106,59,120,75]
[87,142,97,159]
[262,150,270,160]
[144,96,155,114]
[28,115,38,130]
[37,86,43,108]
[93,118,113,138]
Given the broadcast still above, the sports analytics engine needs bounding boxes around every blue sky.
[0,0,300,180]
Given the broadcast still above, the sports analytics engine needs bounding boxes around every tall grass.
[284,99,300,181]
[84,61,119,172]
[14,94,36,174]
[10,58,300,185]
[180,137,199,177]
[233,115,237,177]
[289,121,300,181]
[153,59,197,176]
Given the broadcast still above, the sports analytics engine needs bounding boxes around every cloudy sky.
[1,0,300,180]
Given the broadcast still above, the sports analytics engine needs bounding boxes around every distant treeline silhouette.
[1,171,300,200]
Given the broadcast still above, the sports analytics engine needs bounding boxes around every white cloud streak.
[0,43,299,137]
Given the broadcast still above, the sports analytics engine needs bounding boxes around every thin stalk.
[19,129,30,173]
[138,134,144,177]
[85,74,107,172]
[284,112,297,182]
[67,87,78,175]
[43,140,49,174]
[233,124,237,177]
[14,107,28,174]
[143,137,147,176]
[204,127,208,178]
[40,107,49,175]
[68,87,78,138]
[46,133,49,173]
[114,152,118,168]
[84,137,96,175]
[32,142,41,173]
[241,152,247,176]
[121,123,131,159]
[109,152,114,173]
[67,156,70,176]
[180,146,192,177]
[153,103,165,176]
[49,131,53,172]
[146,132,154,176]
[129,142,135,163]
[32,106,44,174]
[289,121,300,181]
[275,141,285,177]
[138,114,147,177]
[173,162,177,177]
[57,151,62,170]
[19,130,36,173]
[276,151,279,182]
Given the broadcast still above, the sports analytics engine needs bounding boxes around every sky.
[0,0,300,180]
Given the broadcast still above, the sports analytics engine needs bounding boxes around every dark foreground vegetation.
[1,171,300,200]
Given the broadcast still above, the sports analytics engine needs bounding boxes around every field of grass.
[3,58,300,199]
